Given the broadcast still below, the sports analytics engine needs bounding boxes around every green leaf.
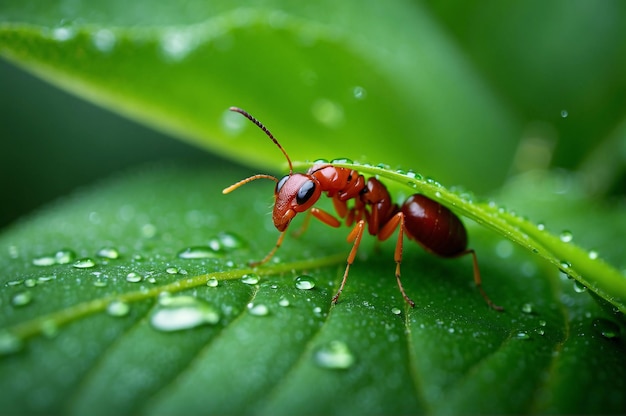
[1,166,625,414]
[0,0,520,192]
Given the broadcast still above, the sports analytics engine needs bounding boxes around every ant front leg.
[251,231,286,267]
[332,220,366,304]
[456,249,504,311]
[379,212,416,308]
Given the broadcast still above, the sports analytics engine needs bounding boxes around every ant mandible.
[223,107,503,311]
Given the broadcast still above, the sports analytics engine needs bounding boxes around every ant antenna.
[229,107,293,173]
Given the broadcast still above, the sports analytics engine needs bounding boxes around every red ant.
[223,107,503,311]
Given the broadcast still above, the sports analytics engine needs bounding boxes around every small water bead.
[352,86,367,100]
[0,330,23,356]
[559,230,574,243]
[6,280,23,287]
[330,157,353,165]
[32,255,56,267]
[592,318,620,339]
[247,302,269,316]
[177,246,222,259]
[23,278,37,288]
[107,300,130,317]
[37,275,56,284]
[12,291,33,307]
[93,280,108,288]
[8,245,19,259]
[206,277,219,287]
[391,307,402,315]
[165,267,179,275]
[96,247,120,260]
[55,249,76,264]
[515,331,531,340]
[92,28,116,53]
[536,222,546,231]
[560,109,569,118]
[241,273,260,285]
[295,275,316,290]
[588,250,599,260]
[73,258,96,269]
[126,272,143,283]
[521,303,534,314]
[150,296,220,331]
[278,298,290,307]
[313,340,356,370]
[573,281,587,293]
[215,231,247,251]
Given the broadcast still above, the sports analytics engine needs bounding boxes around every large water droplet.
[295,275,316,290]
[126,272,143,283]
[150,296,220,331]
[177,246,222,259]
[32,255,56,267]
[55,249,77,264]
[313,340,356,369]
[206,277,219,287]
[559,230,573,243]
[73,258,96,269]
[573,280,587,293]
[241,273,260,285]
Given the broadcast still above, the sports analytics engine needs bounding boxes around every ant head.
[273,173,322,231]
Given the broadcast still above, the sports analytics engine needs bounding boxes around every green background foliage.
[1,1,626,414]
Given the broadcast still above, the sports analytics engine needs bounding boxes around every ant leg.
[332,220,366,304]
[291,211,313,238]
[380,213,416,307]
[458,249,504,311]
[250,231,286,267]
[293,208,341,238]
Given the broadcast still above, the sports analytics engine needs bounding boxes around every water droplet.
[0,330,23,355]
[536,222,546,231]
[107,300,130,317]
[495,240,514,258]
[206,277,219,287]
[521,303,534,314]
[6,280,23,287]
[514,331,531,340]
[560,109,569,118]
[8,245,19,259]
[559,260,571,271]
[51,26,75,41]
[311,98,344,128]
[161,29,195,61]
[126,272,143,283]
[12,291,33,307]
[215,231,247,251]
[539,320,547,327]
[55,249,76,264]
[24,278,37,288]
[247,302,269,316]
[92,28,116,53]
[588,250,599,260]
[573,280,587,293]
[93,280,107,288]
[559,230,573,243]
[177,246,222,259]
[32,255,56,266]
[41,320,59,338]
[37,275,56,284]
[592,318,620,339]
[241,273,260,285]
[165,267,179,274]
[278,297,290,307]
[141,223,157,238]
[150,296,220,331]
[330,157,353,165]
[73,258,96,269]
[352,86,367,100]
[96,247,120,260]
[535,328,545,336]
[391,307,401,315]
[313,340,356,370]
[295,275,316,290]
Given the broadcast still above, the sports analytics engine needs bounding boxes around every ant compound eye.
[276,175,289,194]
[296,180,316,205]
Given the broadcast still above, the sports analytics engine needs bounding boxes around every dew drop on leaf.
[126,272,143,283]
[150,296,220,331]
[521,303,534,314]
[177,246,222,259]
[278,297,290,307]
[107,300,130,317]
[11,291,33,307]
[32,255,56,267]
[96,247,120,260]
[206,277,219,287]
[73,258,96,269]
[247,302,269,316]
[391,307,401,315]
[295,275,316,290]
[573,280,587,293]
[559,230,573,243]
[215,231,247,251]
[55,249,76,264]
[592,318,620,339]
[0,330,23,356]
[514,331,531,340]
[165,267,179,275]
[241,273,260,285]
[313,340,356,370]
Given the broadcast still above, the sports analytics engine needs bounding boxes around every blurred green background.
[2,0,626,229]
